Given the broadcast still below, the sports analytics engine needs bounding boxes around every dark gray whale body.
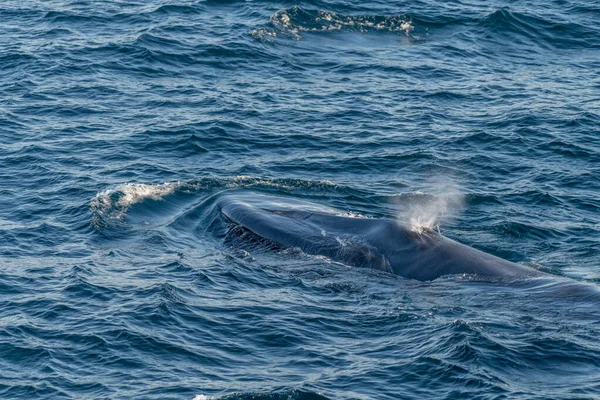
[218,191,542,281]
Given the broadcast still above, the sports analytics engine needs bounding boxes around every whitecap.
[268,7,415,39]
[90,182,182,221]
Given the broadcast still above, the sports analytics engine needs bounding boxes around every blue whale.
[217,191,543,281]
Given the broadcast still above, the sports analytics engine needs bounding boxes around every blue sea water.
[1,0,600,398]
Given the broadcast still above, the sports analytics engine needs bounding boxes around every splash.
[394,181,465,234]
[111,182,180,207]
[90,182,182,221]
[337,211,367,219]
[253,7,415,40]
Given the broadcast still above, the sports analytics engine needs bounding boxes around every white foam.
[270,8,415,38]
[115,182,180,207]
[90,182,181,220]
[400,21,414,34]
[337,211,367,219]
[249,28,277,40]
[230,175,335,190]
[192,395,212,400]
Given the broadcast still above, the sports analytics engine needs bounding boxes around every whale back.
[218,191,541,281]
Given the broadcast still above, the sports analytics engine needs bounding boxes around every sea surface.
[1,0,600,398]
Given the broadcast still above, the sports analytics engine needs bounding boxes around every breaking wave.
[251,7,415,39]
[250,6,598,48]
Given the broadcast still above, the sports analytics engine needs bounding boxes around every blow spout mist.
[394,180,465,234]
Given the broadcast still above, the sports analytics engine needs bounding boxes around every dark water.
[2,0,600,398]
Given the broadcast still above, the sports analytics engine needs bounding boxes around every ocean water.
[1,0,600,398]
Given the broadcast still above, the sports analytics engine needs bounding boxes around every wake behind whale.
[217,191,543,281]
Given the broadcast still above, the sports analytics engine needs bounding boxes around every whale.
[217,191,544,281]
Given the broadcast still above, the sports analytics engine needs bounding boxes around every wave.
[477,9,598,49]
[91,182,184,221]
[252,7,415,40]
[193,391,329,400]
[90,177,343,224]
[250,6,598,48]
